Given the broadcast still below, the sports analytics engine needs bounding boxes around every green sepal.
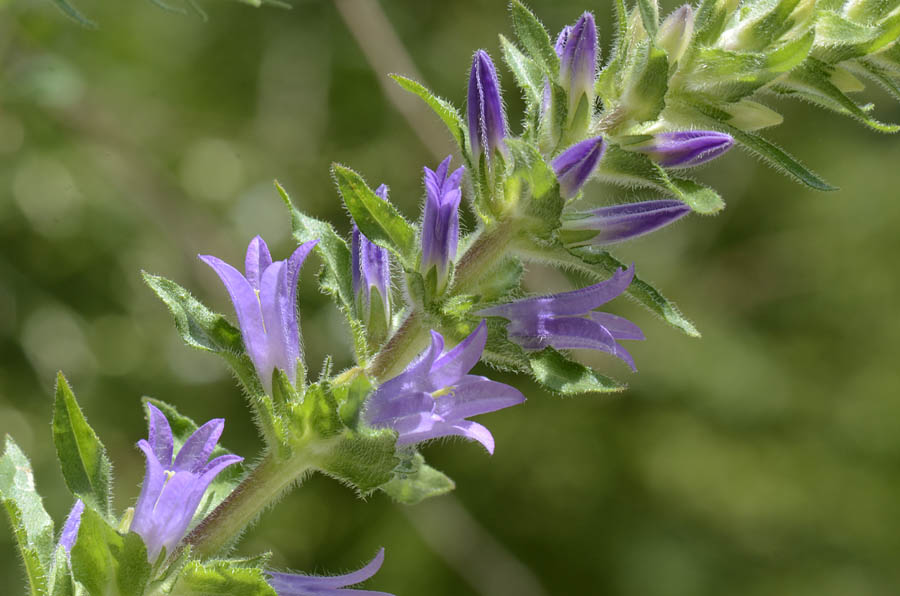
[49,546,76,596]
[505,138,560,235]
[70,507,152,596]
[278,182,355,315]
[172,560,277,596]
[0,436,54,594]
[315,427,399,496]
[667,178,726,214]
[381,452,455,505]
[140,398,245,524]
[145,544,191,596]
[52,373,113,519]
[619,42,669,125]
[332,164,417,266]
[389,74,468,154]
[775,58,900,132]
[692,0,737,47]
[856,59,900,102]
[676,101,837,190]
[732,0,806,52]
[813,10,900,64]
[529,347,626,394]
[636,0,660,36]
[289,381,343,441]
[500,34,544,110]
[510,0,559,78]
[332,369,374,430]
[220,552,274,569]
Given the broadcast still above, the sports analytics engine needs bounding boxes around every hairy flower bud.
[558,12,597,117]
[467,50,507,161]
[421,156,463,293]
[562,200,691,247]
[632,130,733,168]
[353,185,392,337]
[552,136,606,198]
[657,5,694,63]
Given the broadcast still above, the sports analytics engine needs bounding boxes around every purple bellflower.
[552,136,606,199]
[562,199,691,246]
[131,404,242,561]
[201,236,318,393]
[352,185,392,325]
[558,12,598,113]
[58,499,84,555]
[633,130,734,168]
[477,265,644,371]
[267,548,393,596]
[468,50,507,161]
[364,320,525,454]
[420,156,463,292]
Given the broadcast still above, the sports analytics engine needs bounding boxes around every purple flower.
[131,404,242,561]
[267,548,392,596]
[200,236,318,393]
[552,136,606,198]
[562,200,691,246]
[420,156,463,292]
[352,185,392,324]
[558,12,597,112]
[633,131,734,168]
[364,321,525,454]
[467,50,507,161]
[58,499,84,555]
[477,265,644,371]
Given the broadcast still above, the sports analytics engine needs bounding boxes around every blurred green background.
[2,0,900,594]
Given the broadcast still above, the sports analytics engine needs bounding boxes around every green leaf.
[52,373,113,518]
[857,59,900,102]
[278,181,355,313]
[173,560,277,596]
[382,452,455,505]
[621,42,669,123]
[316,428,398,495]
[390,74,467,150]
[529,347,625,394]
[814,10,900,63]
[499,34,544,107]
[636,0,660,36]
[776,58,900,132]
[0,437,54,595]
[332,164,417,265]
[290,382,343,440]
[692,0,734,46]
[667,178,726,214]
[141,398,244,523]
[510,0,559,78]
[70,508,151,596]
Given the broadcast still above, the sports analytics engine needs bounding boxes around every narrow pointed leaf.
[70,508,151,596]
[500,34,544,106]
[529,347,625,394]
[390,74,467,150]
[52,374,113,518]
[174,561,277,596]
[637,0,660,36]
[333,164,417,265]
[510,0,559,77]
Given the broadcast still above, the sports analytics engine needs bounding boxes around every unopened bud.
[657,5,694,63]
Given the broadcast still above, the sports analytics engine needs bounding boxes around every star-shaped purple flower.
[477,265,644,371]
[364,321,525,454]
[201,236,318,393]
[267,548,393,596]
[131,404,242,561]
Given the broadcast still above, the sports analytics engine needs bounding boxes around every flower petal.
[58,499,84,554]
[268,549,386,593]
[173,417,224,473]
[541,317,637,371]
[590,312,645,341]
[244,235,273,290]
[146,403,174,466]
[434,375,525,420]
[364,391,433,427]
[428,320,487,389]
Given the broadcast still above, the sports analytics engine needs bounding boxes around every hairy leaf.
[529,347,625,394]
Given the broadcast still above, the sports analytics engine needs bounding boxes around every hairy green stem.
[184,450,314,558]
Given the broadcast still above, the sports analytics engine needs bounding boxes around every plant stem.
[367,310,426,382]
[184,450,313,558]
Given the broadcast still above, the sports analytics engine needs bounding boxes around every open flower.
[353,185,392,326]
[477,265,644,371]
[364,321,525,454]
[201,236,318,393]
[420,156,463,292]
[267,548,393,596]
[561,199,691,246]
[131,404,242,561]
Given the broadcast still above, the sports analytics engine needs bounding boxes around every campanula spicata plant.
[6,0,900,593]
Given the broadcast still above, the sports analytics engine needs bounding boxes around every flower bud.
[421,156,463,294]
[352,184,392,333]
[657,5,694,63]
[552,136,606,199]
[632,130,733,168]
[467,50,508,161]
[722,100,783,130]
[558,12,597,116]
[562,200,691,246]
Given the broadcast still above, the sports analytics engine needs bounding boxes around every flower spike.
[477,266,644,371]
[267,548,393,596]
[467,50,508,162]
[633,131,734,168]
[553,136,606,198]
[364,321,525,454]
[420,156,463,293]
[562,200,691,246]
[200,236,318,393]
[131,404,242,561]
